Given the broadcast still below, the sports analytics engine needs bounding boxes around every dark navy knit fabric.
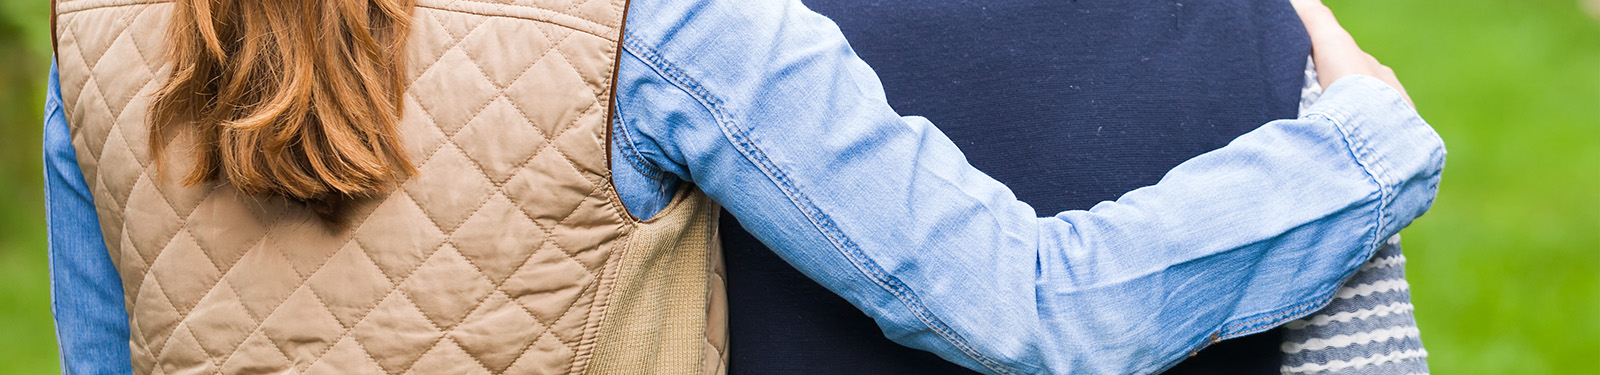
[724,1,1311,374]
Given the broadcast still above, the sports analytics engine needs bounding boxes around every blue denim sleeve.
[45,60,134,375]
[611,1,1445,374]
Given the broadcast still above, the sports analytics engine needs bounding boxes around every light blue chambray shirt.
[44,0,1445,374]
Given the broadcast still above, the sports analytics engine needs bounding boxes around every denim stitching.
[1225,112,1390,334]
[1311,107,1392,255]
[620,36,1026,375]
[611,111,669,183]
[44,89,75,373]
[1144,110,1399,375]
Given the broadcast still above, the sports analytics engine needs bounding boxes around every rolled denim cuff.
[1303,75,1447,241]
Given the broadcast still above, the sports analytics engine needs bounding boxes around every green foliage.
[0,0,1593,373]
[0,0,59,374]
[1327,0,1600,373]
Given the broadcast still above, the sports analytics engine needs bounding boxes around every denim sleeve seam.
[1306,109,1393,249]
[1213,111,1392,336]
[46,60,99,375]
[620,36,1030,375]
[44,61,68,375]
[44,84,71,375]
[611,109,669,183]
[1157,112,1392,375]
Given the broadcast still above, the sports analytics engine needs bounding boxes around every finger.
[1290,0,1332,29]
[1366,53,1414,106]
[1293,0,1366,87]
[1302,8,1361,60]
[1291,0,1347,40]
[1378,65,1415,107]
[1293,0,1415,108]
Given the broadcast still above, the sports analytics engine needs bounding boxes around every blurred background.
[0,0,1595,373]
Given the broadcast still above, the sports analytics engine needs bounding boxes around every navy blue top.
[724,0,1310,373]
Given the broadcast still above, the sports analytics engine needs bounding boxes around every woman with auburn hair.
[45,0,1442,374]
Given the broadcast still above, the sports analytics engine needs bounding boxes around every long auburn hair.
[151,0,418,208]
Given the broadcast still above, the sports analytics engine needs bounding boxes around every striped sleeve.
[1280,236,1431,375]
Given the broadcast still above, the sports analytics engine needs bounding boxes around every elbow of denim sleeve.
[1303,75,1446,240]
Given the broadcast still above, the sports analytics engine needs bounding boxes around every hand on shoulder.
[1292,0,1414,107]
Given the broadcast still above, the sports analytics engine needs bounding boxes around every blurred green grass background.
[0,0,1595,374]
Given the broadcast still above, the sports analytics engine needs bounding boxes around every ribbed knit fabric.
[587,189,726,375]
[725,1,1310,374]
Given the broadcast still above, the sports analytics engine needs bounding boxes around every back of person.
[52,0,725,373]
[724,1,1307,373]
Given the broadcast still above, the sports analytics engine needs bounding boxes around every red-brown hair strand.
[151,0,418,209]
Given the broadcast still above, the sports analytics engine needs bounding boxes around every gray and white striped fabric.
[1287,60,1430,374]
[1280,236,1430,374]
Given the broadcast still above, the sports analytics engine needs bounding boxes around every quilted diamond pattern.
[52,0,659,373]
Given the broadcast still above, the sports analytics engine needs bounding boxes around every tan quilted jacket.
[53,0,728,373]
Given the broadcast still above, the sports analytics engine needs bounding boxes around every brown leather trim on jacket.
[50,0,57,55]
